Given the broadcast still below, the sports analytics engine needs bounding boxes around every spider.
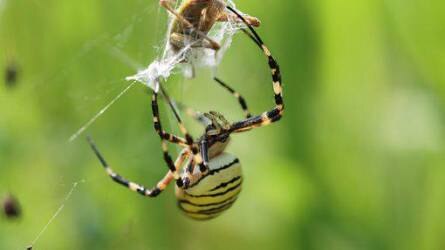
[87,7,283,220]
[160,0,260,52]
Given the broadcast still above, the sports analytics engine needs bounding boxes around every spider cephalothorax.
[180,111,232,182]
[88,6,283,220]
[202,111,232,153]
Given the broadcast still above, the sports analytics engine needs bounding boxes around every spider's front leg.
[158,86,209,174]
[152,91,191,185]
[172,77,252,124]
[88,136,190,197]
[213,77,252,119]
[151,93,188,147]
[226,6,284,133]
[200,139,210,168]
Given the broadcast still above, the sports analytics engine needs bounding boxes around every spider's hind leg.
[158,86,208,174]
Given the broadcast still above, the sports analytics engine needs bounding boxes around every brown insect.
[159,0,261,52]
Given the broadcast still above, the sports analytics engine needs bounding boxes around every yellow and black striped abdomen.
[175,153,242,220]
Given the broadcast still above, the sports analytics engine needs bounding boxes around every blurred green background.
[1,0,445,249]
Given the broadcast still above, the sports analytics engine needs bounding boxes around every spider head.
[201,111,232,158]
[203,111,231,137]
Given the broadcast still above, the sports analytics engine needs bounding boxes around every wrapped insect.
[128,0,260,90]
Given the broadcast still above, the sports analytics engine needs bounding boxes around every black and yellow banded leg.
[157,148,190,190]
[226,6,284,133]
[152,92,188,183]
[213,77,252,119]
[87,136,190,197]
[158,86,208,176]
[162,77,251,126]
[151,93,188,147]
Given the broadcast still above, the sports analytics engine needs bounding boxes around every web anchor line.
[68,81,137,143]
[27,180,84,249]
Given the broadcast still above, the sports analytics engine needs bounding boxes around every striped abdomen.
[175,153,242,220]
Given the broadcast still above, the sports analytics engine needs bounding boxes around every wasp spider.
[88,7,283,220]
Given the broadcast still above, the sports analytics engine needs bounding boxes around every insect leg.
[170,33,218,50]
[159,0,221,50]
[216,12,261,27]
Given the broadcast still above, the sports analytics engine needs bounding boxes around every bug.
[2,194,21,219]
[88,7,283,220]
[160,0,260,52]
[4,61,19,88]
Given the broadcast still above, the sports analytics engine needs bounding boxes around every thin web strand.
[68,81,137,143]
[27,180,85,249]
[69,1,248,142]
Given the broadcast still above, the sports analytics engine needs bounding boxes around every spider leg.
[158,86,209,174]
[200,139,209,167]
[169,77,251,125]
[152,92,191,182]
[169,107,211,173]
[226,6,284,133]
[151,92,188,147]
[169,101,218,129]
[87,136,190,197]
[213,77,252,119]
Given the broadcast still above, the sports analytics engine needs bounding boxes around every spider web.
[26,180,85,250]
[127,0,247,91]
[18,1,250,248]
[68,0,249,142]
